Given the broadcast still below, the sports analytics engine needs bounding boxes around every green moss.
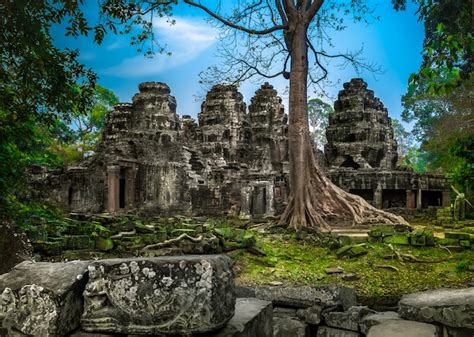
[96,237,114,252]
[383,234,410,245]
[234,233,474,306]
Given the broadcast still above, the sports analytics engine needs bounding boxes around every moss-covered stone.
[96,237,114,251]
[436,238,460,246]
[459,240,471,248]
[445,232,471,240]
[410,234,426,246]
[383,234,410,245]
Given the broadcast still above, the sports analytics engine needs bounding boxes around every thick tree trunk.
[280,23,407,231]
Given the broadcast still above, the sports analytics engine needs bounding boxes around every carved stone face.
[1,288,13,305]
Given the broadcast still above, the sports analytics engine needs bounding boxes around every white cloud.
[106,40,127,51]
[104,17,218,77]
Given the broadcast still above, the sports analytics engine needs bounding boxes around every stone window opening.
[340,156,360,170]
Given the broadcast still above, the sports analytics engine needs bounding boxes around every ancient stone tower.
[34,79,449,218]
[198,84,251,162]
[248,82,288,172]
[325,78,398,170]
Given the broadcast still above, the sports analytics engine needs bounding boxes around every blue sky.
[53,1,424,125]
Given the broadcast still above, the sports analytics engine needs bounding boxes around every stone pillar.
[442,191,451,207]
[406,190,416,209]
[125,167,137,209]
[239,187,252,219]
[416,189,423,209]
[107,166,120,213]
[265,183,275,217]
[374,183,383,209]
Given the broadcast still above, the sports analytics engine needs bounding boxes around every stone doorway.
[422,190,443,208]
[119,168,126,209]
[382,189,406,208]
[251,186,267,217]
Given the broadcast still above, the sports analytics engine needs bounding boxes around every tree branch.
[306,0,324,19]
[183,0,287,35]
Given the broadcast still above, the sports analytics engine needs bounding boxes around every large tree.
[98,0,406,230]
[168,0,405,230]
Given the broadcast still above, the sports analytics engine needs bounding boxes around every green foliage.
[307,98,334,149]
[58,85,119,162]
[397,0,473,193]
[396,0,473,93]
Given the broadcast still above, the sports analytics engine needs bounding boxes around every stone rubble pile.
[237,285,474,337]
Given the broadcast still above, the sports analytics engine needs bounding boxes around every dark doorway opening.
[68,186,73,205]
[349,189,374,203]
[422,190,443,208]
[119,169,126,209]
[382,189,406,208]
[251,186,267,217]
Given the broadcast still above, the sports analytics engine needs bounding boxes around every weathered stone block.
[398,287,474,329]
[443,326,474,337]
[366,320,440,337]
[0,260,89,336]
[445,232,470,240]
[209,298,273,337]
[359,311,401,335]
[81,255,235,335]
[250,285,356,310]
[436,238,459,246]
[273,317,309,337]
[316,326,361,337]
[296,305,323,324]
[324,306,374,332]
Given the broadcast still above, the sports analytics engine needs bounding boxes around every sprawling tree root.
[279,148,408,232]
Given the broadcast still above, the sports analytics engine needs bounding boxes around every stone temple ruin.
[35,79,450,220]
[325,78,450,210]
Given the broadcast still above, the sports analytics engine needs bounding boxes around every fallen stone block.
[273,307,297,318]
[443,326,474,337]
[209,298,273,337]
[273,317,309,337]
[366,320,440,337]
[324,306,374,332]
[398,287,474,329]
[316,326,361,337]
[250,285,356,310]
[81,255,235,336]
[296,305,323,325]
[0,260,89,337]
[359,311,402,335]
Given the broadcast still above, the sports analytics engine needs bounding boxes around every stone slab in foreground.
[0,260,89,337]
[398,287,474,329]
[236,284,356,310]
[81,255,235,336]
[210,298,273,337]
[367,320,440,337]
